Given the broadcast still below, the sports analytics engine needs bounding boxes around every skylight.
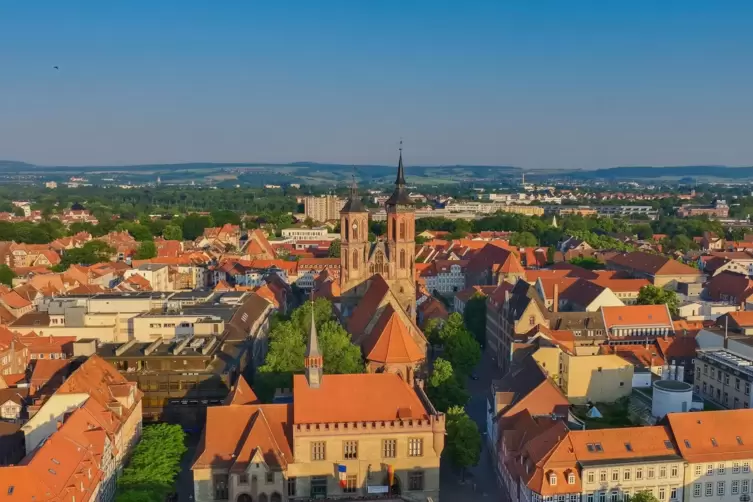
[586,443,595,452]
[664,440,673,449]
[7,487,14,496]
[624,442,633,452]
[711,438,718,447]
[738,436,744,445]
[594,443,603,452]
[684,440,692,448]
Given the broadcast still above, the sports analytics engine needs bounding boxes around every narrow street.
[440,352,504,502]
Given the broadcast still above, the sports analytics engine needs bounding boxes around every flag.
[338,464,347,488]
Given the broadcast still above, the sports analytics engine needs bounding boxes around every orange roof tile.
[569,426,679,461]
[364,304,425,364]
[223,375,260,405]
[602,305,672,329]
[667,409,753,462]
[293,373,428,424]
[1,291,31,309]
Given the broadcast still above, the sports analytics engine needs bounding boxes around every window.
[213,475,228,500]
[694,465,701,476]
[743,480,749,494]
[717,463,725,475]
[671,465,678,478]
[352,250,358,270]
[744,462,750,473]
[599,492,606,502]
[238,474,248,485]
[717,482,725,496]
[588,494,595,502]
[569,473,576,485]
[311,441,326,461]
[746,382,751,395]
[409,438,423,457]
[659,488,666,501]
[624,442,633,452]
[600,471,607,483]
[612,470,619,482]
[311,476,327,498]
[344,475,358,493]
[659,466,667,478]
[693,483,701,498]
[705,483,712,497]
[623,469,631,481]
[611,491,619,502]
[588,472,595,483]
[287,477,297,497]
[265,472,274,484]
[732,481,740,495]
[706,464,713,475]
[409,471,424,491]
[736,378,741,390]
[382,439,397,458]
[550,474,558,485]
[636,468,643,480]
[648,468,655,479]
[400,250,406,269]
[685,439,692,448]
[343,441,358,460]
[529,315,536,326]
[733,462,740,474]
[671,488,677,500]
[711,437,718,447]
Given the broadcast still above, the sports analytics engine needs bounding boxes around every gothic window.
[353,250,359,270]
[392,220,397,241]
[400,221,406,240]
[400,249,406,269]
[344,252,348,271]
[345,219,349,240]
[376,251,385,274]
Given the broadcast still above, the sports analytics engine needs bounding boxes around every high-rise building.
[303,195,345,223]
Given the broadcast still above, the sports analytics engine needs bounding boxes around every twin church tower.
[339,148,417,319]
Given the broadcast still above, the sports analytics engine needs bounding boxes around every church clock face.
[352,222,358,230]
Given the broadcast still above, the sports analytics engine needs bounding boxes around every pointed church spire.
[395,139,406,186]
[340,169,367,213]
[304,297,323,388]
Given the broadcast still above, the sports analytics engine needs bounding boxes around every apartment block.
[694,349,753,409]
[303,195,346,223]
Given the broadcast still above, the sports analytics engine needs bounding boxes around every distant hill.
[561,165,753,180]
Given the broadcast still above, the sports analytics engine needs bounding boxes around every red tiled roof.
[293,373,429,424]
[364,304,425,364]
[347,275,391,335]
[223,375,260,405]
[602,305,672,329]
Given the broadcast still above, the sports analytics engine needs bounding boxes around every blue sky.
[1,1,752,169]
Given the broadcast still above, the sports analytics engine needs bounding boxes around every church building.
[337,149,426,376]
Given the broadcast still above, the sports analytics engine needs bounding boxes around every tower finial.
[395,139,406,186]
[305,293,323,388]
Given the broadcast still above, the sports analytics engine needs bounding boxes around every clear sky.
[1,1,752,169]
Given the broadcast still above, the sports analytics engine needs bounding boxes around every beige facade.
[130,313,224,341]
[304,195,346,223]
[580,460,684,502]
[124,264,171,291]
[560,352,633,404]
[286,420,442,500]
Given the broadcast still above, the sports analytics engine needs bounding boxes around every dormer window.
[568,473,576,485]
[550,473,557,485]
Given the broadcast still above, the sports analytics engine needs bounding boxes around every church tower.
[304,302,323,388]
[339,176,370,312]
[385,145,417,319]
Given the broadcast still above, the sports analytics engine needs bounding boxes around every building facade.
[304,195,346,223]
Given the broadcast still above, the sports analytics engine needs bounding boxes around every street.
[440,351,504,502]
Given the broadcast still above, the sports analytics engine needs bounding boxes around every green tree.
[634,224,653,240]
[13,207,25,218]
[568,256,605,270]
[116,222,153,241]
[636,285,680,316]
[182,213,215,241]
[509,231,538,247]
[423,317,443,346]
[463,294,487,347]
[437,313,466,344]
[426,358,469,412]
[627,491,661,502]
[134,241,157,260]
[444,324,482,377]
[116,423,186,502]
[328,239,341,258]
[255,299,364,400]
[162,224,183,241]
[56,240,114,270]
[0,264,15,286]
[211,209,241,227]
[445,406,482,481]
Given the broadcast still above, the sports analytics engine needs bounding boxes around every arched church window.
[400,249,406,269]
[353,250,359,270]
[345,218,349,240]
[400,221,406,240]
[376,251,385,274]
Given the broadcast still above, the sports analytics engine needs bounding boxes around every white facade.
[652,380,694,418]
[280,227,329,241]
[423,263,466,294]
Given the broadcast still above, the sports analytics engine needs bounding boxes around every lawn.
[572,397,634,429]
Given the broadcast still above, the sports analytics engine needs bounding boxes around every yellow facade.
[560,353,633,404]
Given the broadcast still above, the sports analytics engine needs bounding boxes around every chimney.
[553,284,559,313]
